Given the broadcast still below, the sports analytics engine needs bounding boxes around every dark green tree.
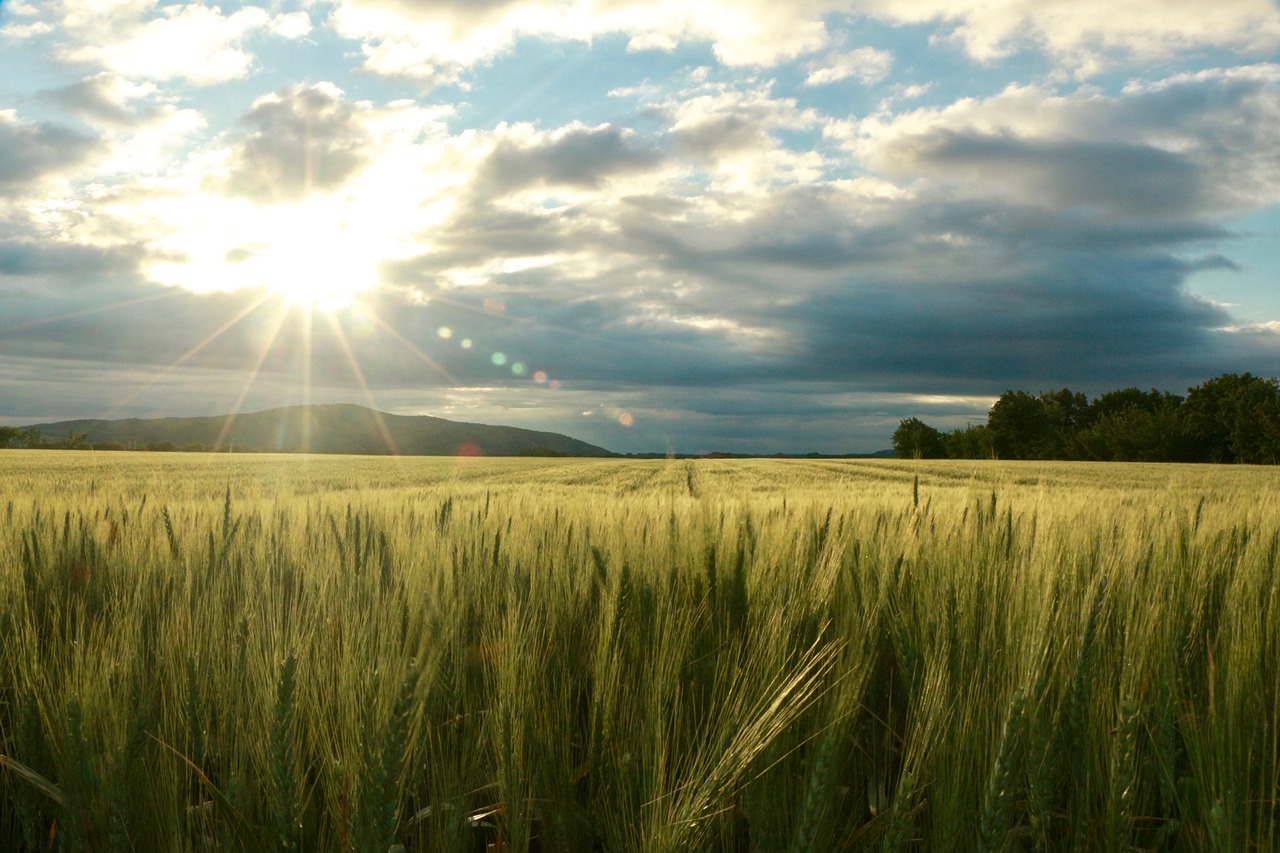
[1082,399,1193,461]
[65,431,92,450]
[892,417,946,459]
[943,423,994,459]
[987,391,1051,459]
[1039,388,1092,458]
[1183,373,1280,464]
[1089,387,1172,421]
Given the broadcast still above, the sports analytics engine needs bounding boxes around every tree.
[1078,389,1191,462]
[1081,400,1193,462]
[0,425,18,448]
[987,391,1051,459]
[1183,373,1280,464]
[944,423,995,459]
[890,374,1280,464]
[892,417,946,459]
[58,430,91,450]
[1089,387,1173,421]
[1038,388,1091,458]
[19,428,46,448]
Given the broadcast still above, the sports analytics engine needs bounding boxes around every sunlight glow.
[142,191,410,312]
[235,197,390,310]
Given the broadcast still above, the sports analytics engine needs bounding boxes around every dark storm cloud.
[0,112,96,191]
[222,83,370,203]
[476,124,664,193]
[782,250,1240,395]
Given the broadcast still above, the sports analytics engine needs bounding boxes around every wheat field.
[0,451,1277,851]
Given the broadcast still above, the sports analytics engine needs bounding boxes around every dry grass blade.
[0,753,63,805]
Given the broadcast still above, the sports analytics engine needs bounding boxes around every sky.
[2,0,1280,454]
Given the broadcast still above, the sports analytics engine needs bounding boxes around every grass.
[0,451,1277,851]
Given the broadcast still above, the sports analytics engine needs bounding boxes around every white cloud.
[855,0,1280,73]
[0,0,49,37]
[64,4,273,84]
[331,0,845,83]
[803,47,894,86]
[12,2,303,84]
[0,20,54,38]
[660,82,827,191]
[312,0,1280,84]
[99,106,208,176]
[1218,320,1280,335]
[269,11,313,39]
[831,67,1280,217]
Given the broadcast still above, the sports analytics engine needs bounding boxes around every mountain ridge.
[26,403,616,457]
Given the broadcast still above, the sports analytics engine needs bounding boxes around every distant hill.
[27,404,615,457]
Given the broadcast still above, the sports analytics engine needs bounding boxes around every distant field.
[1,451,1277,851]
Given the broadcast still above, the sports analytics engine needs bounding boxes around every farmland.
[1,451,1277,851]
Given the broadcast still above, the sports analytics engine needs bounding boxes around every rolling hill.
[26,404,615,457]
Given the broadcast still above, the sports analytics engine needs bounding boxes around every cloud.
[654,82,827,192]
[857,0,1280,73]
[40,73,159,128]
[837,68,1280,219]
[5,10,1280,454]
[349,63,1278,419]
[782,255,1236,394]
[803,47,894,86]
[476,122,664,193]
[0,238,143,279]
[63,3,273,84]
[331,0,844,85]
[890,132,1208,219]
[220,83,374,203]
[88,87,459,301]
[269,10,313,39]
[320,0,1280,86]
[8,2,309,85]
[0,111,97,192]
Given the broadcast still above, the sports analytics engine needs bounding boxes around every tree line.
[893,372,1280,464]
[0,427,226,453]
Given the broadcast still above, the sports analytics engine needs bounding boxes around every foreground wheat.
[0,453,1276,851]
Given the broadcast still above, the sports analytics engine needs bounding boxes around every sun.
[236,198,383,311]
[143,194,391,312]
